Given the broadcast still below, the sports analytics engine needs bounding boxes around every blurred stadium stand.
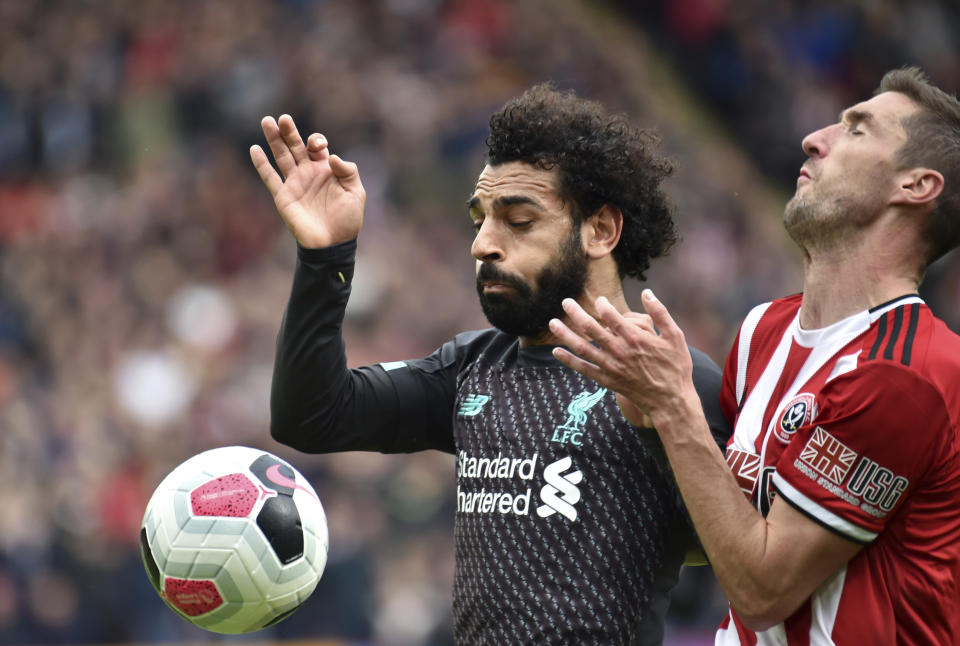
[0,0,957,644]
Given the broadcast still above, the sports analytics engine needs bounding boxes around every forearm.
[271,241,380,452]
[650,389,791,627]
[547,293,855,628]
[272,241,458,454]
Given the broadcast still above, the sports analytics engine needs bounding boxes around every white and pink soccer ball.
[139,446,328,633]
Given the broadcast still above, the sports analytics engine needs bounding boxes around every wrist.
[649,388,707,444]
[297,238,357,260]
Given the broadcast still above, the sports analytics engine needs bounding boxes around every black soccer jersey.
[271,241,731,645]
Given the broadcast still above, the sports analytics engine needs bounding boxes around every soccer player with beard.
[550,68,960,645]
[250,84,731,645]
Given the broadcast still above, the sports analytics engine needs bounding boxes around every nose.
[471,219,503,262]
[801,123,835,159]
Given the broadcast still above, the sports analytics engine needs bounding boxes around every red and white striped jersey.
[716,293,960,646]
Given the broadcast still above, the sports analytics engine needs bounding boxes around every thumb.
[641,289,681,341]
[329,154,363,191]
[616,391,653,428]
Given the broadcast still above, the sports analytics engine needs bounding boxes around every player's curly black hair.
[486,83,678,281]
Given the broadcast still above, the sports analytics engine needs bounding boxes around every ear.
[582,204,623,260]
[891,168,944,207]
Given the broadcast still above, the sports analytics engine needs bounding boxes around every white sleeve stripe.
[736,302,772,405]
[773,472,878,543]
[379,361,407,372]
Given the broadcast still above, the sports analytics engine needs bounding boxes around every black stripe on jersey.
[774,484,873,545]
[883,306,905,361]
[868,293,920,313]
[868,312,888,360]
[901,304,920,366]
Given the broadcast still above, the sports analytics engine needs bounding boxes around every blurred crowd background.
[0,0,958,644]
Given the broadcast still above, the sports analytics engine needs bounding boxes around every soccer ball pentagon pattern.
[139,446,328,633]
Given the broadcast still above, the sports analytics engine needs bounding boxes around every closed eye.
[839,108,872,137]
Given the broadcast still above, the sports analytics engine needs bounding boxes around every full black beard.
[476,230,588,338]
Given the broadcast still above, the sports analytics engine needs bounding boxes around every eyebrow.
[839,108,874,127]
[466,194,546,212]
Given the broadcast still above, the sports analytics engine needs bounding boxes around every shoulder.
[858,305,960,415]
[831,359,945,399]
[451,328,515,355]
[822,360,952,437]
[688,345,721,384]
[907,307,960,373]
[688,345,732,447]
[450,327,506,348]
[689,345,723,402]
[755,293,802,331]
[446,328,518,368]
[726,294,801,389]
[858,300,960,360]
[396,328,511,376]
[734,294,801,351]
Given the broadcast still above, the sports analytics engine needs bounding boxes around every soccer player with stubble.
[249,85,731,645]
[551,67,960,645]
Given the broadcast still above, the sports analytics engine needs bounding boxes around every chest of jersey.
[727,332,860,514]
[452,355,673,521]
[450,354,681,644]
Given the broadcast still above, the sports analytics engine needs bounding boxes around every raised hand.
[250,114,365,248]
[548,290,695,428]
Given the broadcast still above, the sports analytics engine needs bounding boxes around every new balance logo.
[536,457,583,521]
[457,394,490,417]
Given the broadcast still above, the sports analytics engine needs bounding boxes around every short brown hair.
[877,67,960,265]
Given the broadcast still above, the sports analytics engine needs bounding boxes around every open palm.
[250,114,365,248]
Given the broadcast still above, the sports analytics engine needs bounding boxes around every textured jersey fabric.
[716,293,960,645]
[271,240,732,645]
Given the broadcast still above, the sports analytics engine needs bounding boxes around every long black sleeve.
[690,346,732,451]
[270,240,456,454]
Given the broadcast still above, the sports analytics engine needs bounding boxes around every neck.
[798,238,920,330]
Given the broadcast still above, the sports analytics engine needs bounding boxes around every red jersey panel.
[717,294,960,646]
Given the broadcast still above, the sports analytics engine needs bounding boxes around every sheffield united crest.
[775,393,817,444]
